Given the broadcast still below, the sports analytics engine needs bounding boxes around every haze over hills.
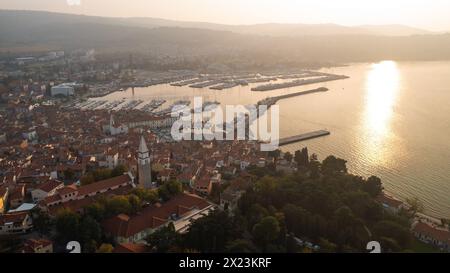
[0,9,435,37]
[122,18,434,37]
[1,10,450,63]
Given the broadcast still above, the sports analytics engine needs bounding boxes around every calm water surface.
[100,61,450,218]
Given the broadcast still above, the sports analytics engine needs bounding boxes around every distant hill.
[357,24,433,36]
[0,10,449,62]
[0,10,435,38]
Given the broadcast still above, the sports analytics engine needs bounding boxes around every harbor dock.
[278,130,331,146]
[257,87,329,108]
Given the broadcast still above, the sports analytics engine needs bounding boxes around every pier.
[257,87,329,108]
[278,130,331,146]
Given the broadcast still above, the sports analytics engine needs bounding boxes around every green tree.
[32,208,52,235]
[322,156,347,175]
[80,174,95,186]
[283,152,293,162]
[225,239,255,253]
[308,155,321,178]
[406,197,424,217]
[268,149,281,160]
[92,168,112,181]
[105,196,132,216]
[364,176,383,197]
[55,208,80,243]
[128,194,142,215]
[131,188,159,203]
[318,238,337,253]
[97,243,114,253]
[84,202,106,221]
[373,220,412,249]
[252,216,280,251]
[146,222,180,252]
[294,148,309,166]
[79,216,101,250]
[63,169,75,180]
[111,165,128,177]
[183,210,237,252]
[158,180,182,201]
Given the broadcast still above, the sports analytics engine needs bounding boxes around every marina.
[252,73,349,91]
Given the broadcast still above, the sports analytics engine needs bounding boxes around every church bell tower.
[138,135,153,189]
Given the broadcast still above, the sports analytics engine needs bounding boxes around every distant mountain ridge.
[0,10,435,37]
[1,9,450,63]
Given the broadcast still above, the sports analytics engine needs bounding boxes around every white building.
[22,130,38,141]
[103,115,129,136]
[51,84,75,97]
[0,212,33,235]
[31,180,64,202]
[128,115,177,129]
[99,151,119,169]
[0,133,6,144]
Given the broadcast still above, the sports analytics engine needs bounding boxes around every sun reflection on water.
[363,61,400,164]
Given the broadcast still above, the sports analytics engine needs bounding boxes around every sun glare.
[362,61,400,163]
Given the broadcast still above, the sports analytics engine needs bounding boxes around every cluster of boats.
[116,99,144,111]
[170,75,277,91]
[79,100,108,110]
[153,100,191,116]
[139,99,166,112]
[251,74,349,91]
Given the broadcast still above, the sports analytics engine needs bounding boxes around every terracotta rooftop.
[376,193,404,208]
[113,243,149,253]
[22,238,53,252]
[35,180,63,193]
[0,212,29,225]
[103,193,211,238]
[413,222,450,243]
[77,174,132,196]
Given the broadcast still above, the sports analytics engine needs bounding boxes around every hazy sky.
[1,0,450,31]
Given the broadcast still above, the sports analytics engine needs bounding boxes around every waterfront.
[96,62,450,219]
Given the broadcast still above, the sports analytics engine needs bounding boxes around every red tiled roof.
[103,193,211,238]
[0,212,29,225]
[0,185,8,197]
[48,185,134,216]
[9,185,25,200]
[57,185,78,196]
[35,180,63,193]
[78,174,131,196]
[113,243,149,253]
[23,238,53,250]
[376,193,404,208]
[413,222,450,243]
[43,194,61,205]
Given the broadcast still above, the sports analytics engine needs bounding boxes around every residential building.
[376,193,405,214]
[51,84,74,96]
[412,221,450,252]
[20,239,53,253]
[103,193,214,243]
[9,185,26,209]
[0,212,33,235]
[42,173,135,208]
[31,180,64,202]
